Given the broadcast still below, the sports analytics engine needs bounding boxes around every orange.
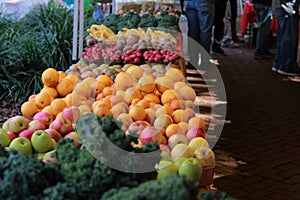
[188,117,206,130]
[155,105,174,118]
[102,87,115,97]
[170,99,184,110]
[178,122,188,134]
[93,104,111,117]
[41,85,58,98]
[155,76,175,93]
[64,92,82,107]
[172,109,189,123]
[178,86,196,101]
[73,82,91,97]
[143,93,160,104]
[153,114,173,129]
[165,68,185,82]
[78,104,91,115]
[185,100,195,109]
[185,107,195,119]
[114,72,135,91]
[56,78,74,97]
[165,124,182,138]
[35,92,51,109]
[50,98,67,113]
[136,99,150,109]
[41,68,59,87]
[96,93,104,101]
[131,98,141,106]
[97,75,113,87]
[129,105,146,121]
[126,65,143,80]
[58,71,67,81]
[91,81,105,97]
[28,95,36,103]
[98,98,112,108]
[161,89,178,105]
[125,87,143,104]
[42,105,57,119]
[64,74,80,85]
[138,75,156,94]
[21,101,39,117]
[145,108,156,124]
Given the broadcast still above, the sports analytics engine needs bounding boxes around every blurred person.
[252,0,274,59]
[183,0,215,68]
[272,0,299,75]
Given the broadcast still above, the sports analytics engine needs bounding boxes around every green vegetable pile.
[102,11,179,33]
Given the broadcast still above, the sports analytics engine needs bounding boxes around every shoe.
[222,40,239,48]
[272,66,278,72]
[212,42,226,55]
[277,66,300,76]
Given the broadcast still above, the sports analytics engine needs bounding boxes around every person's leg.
[184,2,201,68]
[276,15,299,75]
[212,0,227,54]
[197,0,214,54]
[253,3,272,58]
[229,0,243,43]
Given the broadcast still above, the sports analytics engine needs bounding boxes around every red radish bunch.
[143,49,180,64]
[101,48,123,61]
[121,49,143,64]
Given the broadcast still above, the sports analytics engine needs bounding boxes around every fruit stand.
[0,4,220,199]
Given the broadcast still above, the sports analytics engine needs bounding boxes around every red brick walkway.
[211,44,300,199]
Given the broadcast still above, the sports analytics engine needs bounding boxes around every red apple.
[28,120,46,131]
[18,129,35,140]
[49,116,73,136]
[186,127,207,141]
[7,131,17,141]
[139,126,164,144]
[64,131,80,147]
[126,121,149,136]
[33,111,53,127]
[62,106,81,122]
[45,128,62,142]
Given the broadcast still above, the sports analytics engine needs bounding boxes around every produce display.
[0,10,217,199]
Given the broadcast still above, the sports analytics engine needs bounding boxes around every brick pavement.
[210,45,300,199]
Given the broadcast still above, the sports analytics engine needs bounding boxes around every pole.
[79,0,84,59]
[72,0,79,61]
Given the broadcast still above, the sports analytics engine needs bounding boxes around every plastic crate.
[199,164,215,187]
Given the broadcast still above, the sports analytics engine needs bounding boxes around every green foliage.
[101,174,199,200]
[198,191,237,200]
[0,148,64,199]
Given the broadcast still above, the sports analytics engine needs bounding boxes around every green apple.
[174,157,188,169]
[178,158,202,181]
[0,128,11,147]
[9,137,32,156]
[2,118,13,131]
[155,160,178,180]
[50,138,56,150]
[37,152,46,160]
[31,130,53,153]
[188,137,209,152]
[170,143,194,161]
[43,149,56,160]
[9,116,29,133]
[160,151,172,162]
[194,147,215,166]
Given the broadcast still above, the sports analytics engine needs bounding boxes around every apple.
[37,152,46,160]
[188,137,210,152]
[2,117,13,131]
[126,121,149,136]
[139,126,164,144]
[61,106,81,122]
[49,116,73,136]
[160,144,170,154]
[18,129,35,141]
[194,147,215,166]
[174,157,188,169]
[9,116,29,133]
[160,150,172,162]
[45,128,62,142]
[170,143,194,161]
[186,127,207,141]
[43,157,58,164]
[64,131,80,148]
[28,120,46,131]
[0,128,11,147]
[178,158,203,181]
[43,149,56,160]
[168,134,188,150]
[50,138,56,150]
[7,131,17,142]
[155,160,178,180]
[9,137,32,156]
[31,130,53,153]
[33,111,53,127]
